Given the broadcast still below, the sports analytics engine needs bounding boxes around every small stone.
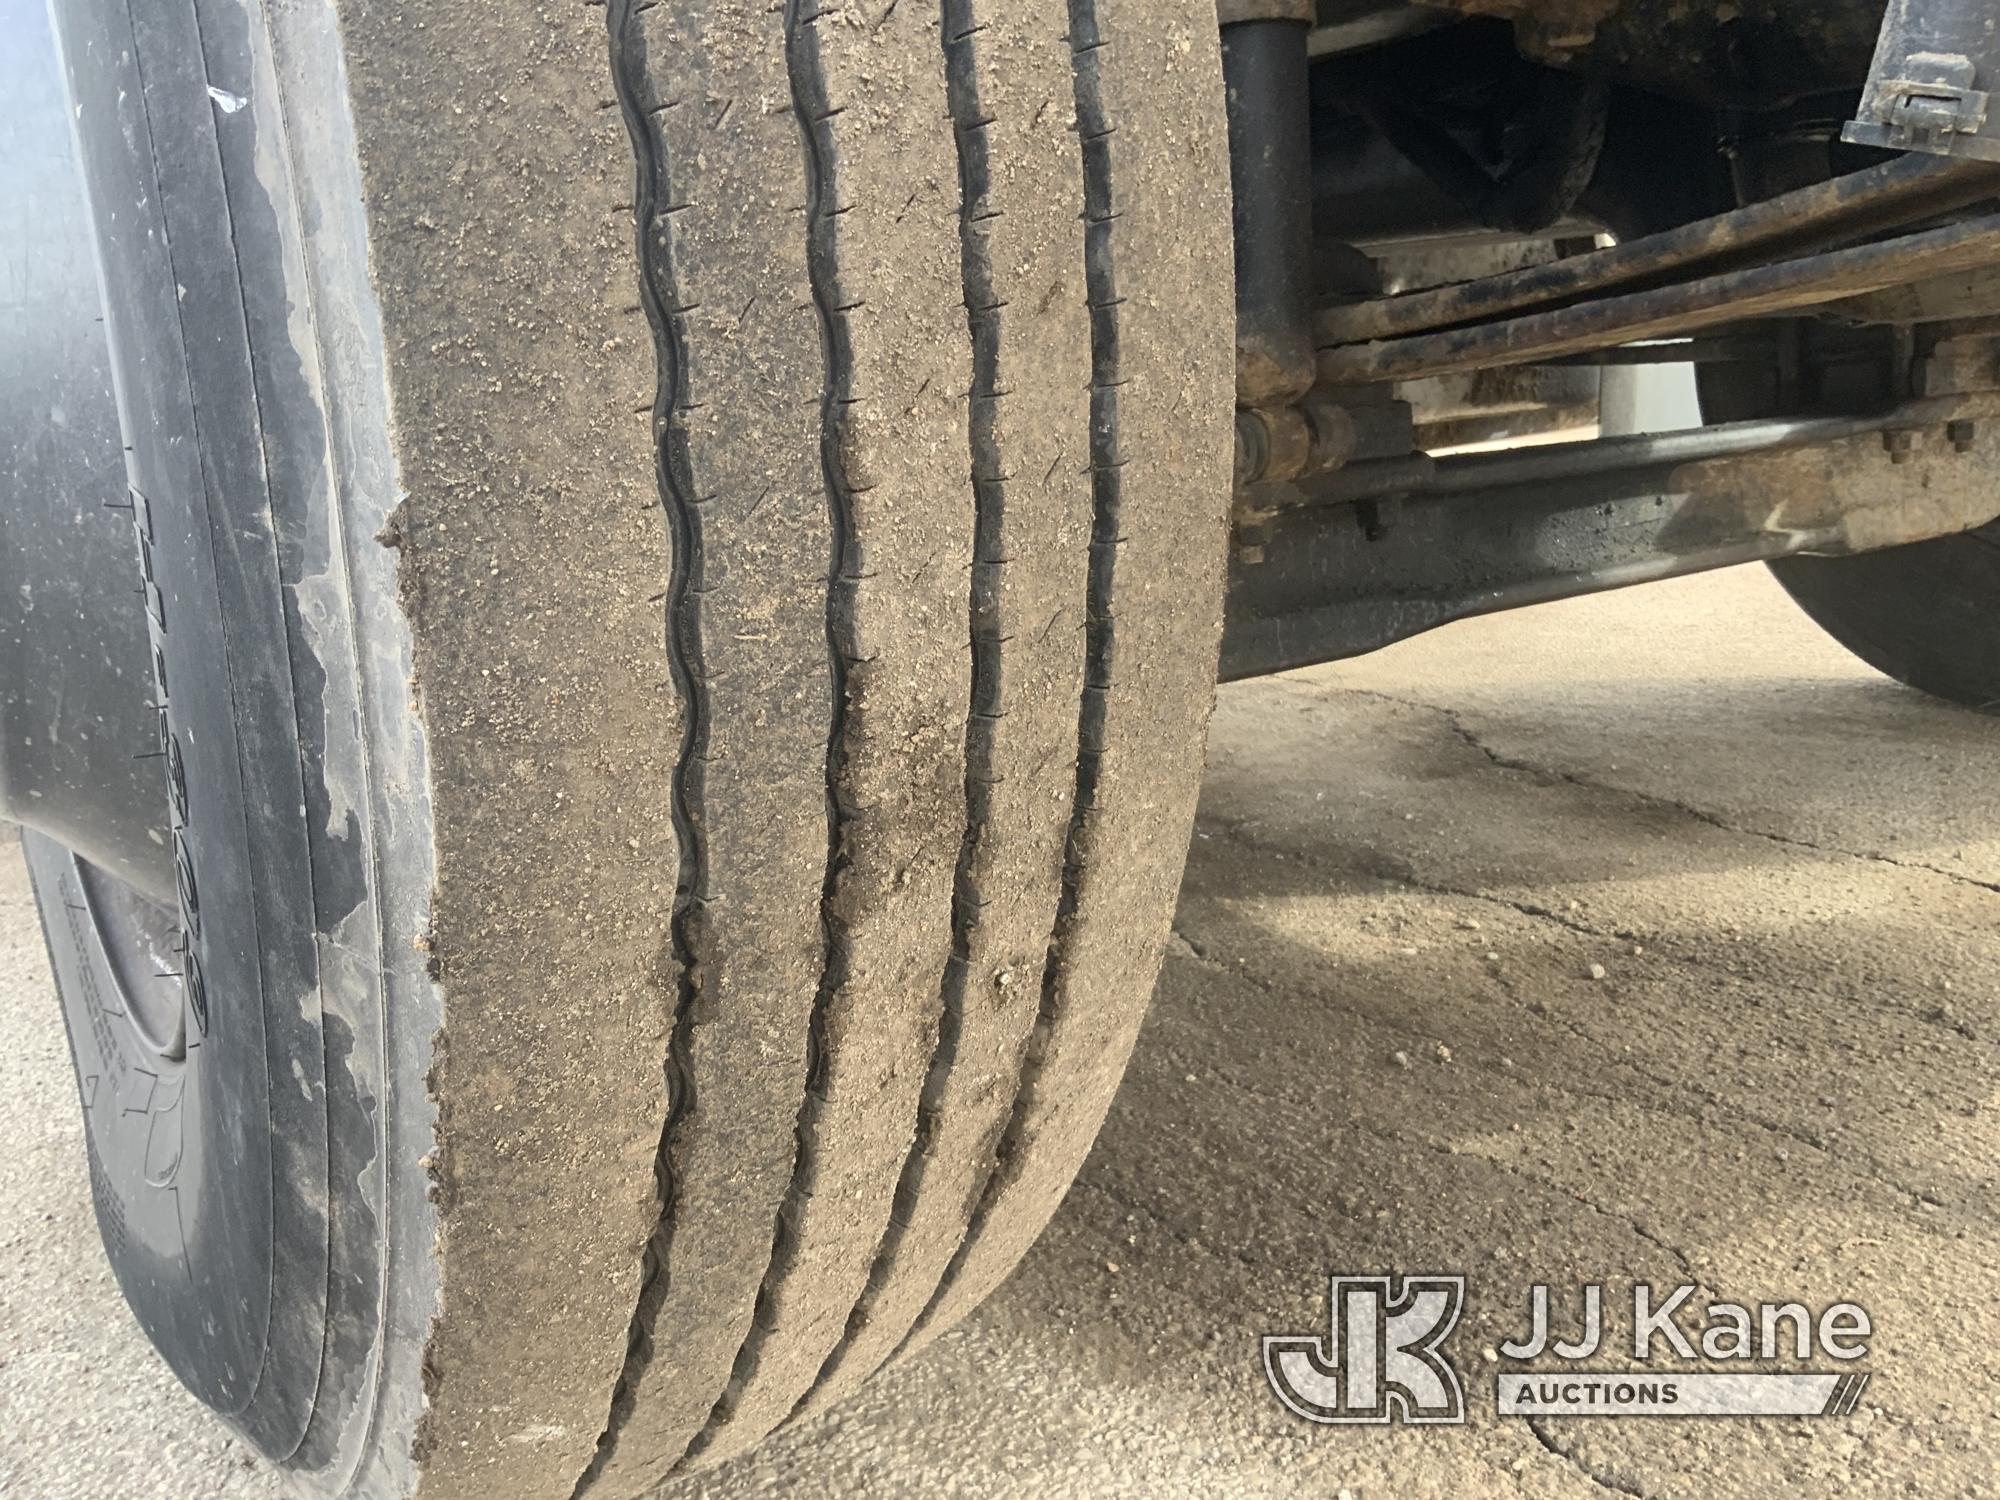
[1586,963,1608,981]
[1482,1347,1499,1364]
[1457,917,1482,932]
[1485,951,1501,963]
[1630,944,1645,957]
[1499,1056,1515,1070]
[1106,1261,1120,1274]
[1434,1043,1453,1064]
[1391,1050,1412,1070]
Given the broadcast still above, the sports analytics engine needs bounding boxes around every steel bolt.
[1884,430,1921,464]
[1948,419,1980,454]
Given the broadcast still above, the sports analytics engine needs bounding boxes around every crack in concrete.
[1167,922,1480,1061]
[1526,1416,1653,1499]
[1340,685,2000,897]
[1426,919,1962,1216]
[1188,814,1981,1206]
[1194,803,1986,1043]
[1199,804,1999,1074]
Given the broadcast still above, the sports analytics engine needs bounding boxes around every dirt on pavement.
[2,564,1994,1499]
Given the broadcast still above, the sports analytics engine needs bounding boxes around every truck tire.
[33,1,1233,1496]
[1762,529,2000,713]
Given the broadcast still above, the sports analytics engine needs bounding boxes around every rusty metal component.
[1220,0,1316,21]
[1224,14,1319,407]
[1244,405,1314,485]
[1914,326,2000,395]
[1846,0,2000,162]
[1222,393,2000,681]
[1467,2,1883,115]
[1234,390,1413,493]
[1235,391,1363,488]
[1308,4,1456,56]
[1319,155,2000,347]
[1301,394,1362,475]
[1235,391,1414,494]
[1405,365,1597,420]
[1825,265,2000,325]
[1447,0,1614,62]
[1314,212,2000,386]
[1406,364,1600,447]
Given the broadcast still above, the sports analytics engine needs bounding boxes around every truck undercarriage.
[1225,0,2000,672]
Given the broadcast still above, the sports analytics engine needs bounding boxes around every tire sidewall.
[41,0,436,1482]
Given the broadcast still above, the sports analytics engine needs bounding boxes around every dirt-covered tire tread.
[571,0,1229,1492]
[573,1,840,1493]
[572,2,1233,1491]
[903,0,1235,1351]
[783,0,1099,1426]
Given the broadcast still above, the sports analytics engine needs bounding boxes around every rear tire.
[37,0,1233,1496]
[1764,531,2000,713]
